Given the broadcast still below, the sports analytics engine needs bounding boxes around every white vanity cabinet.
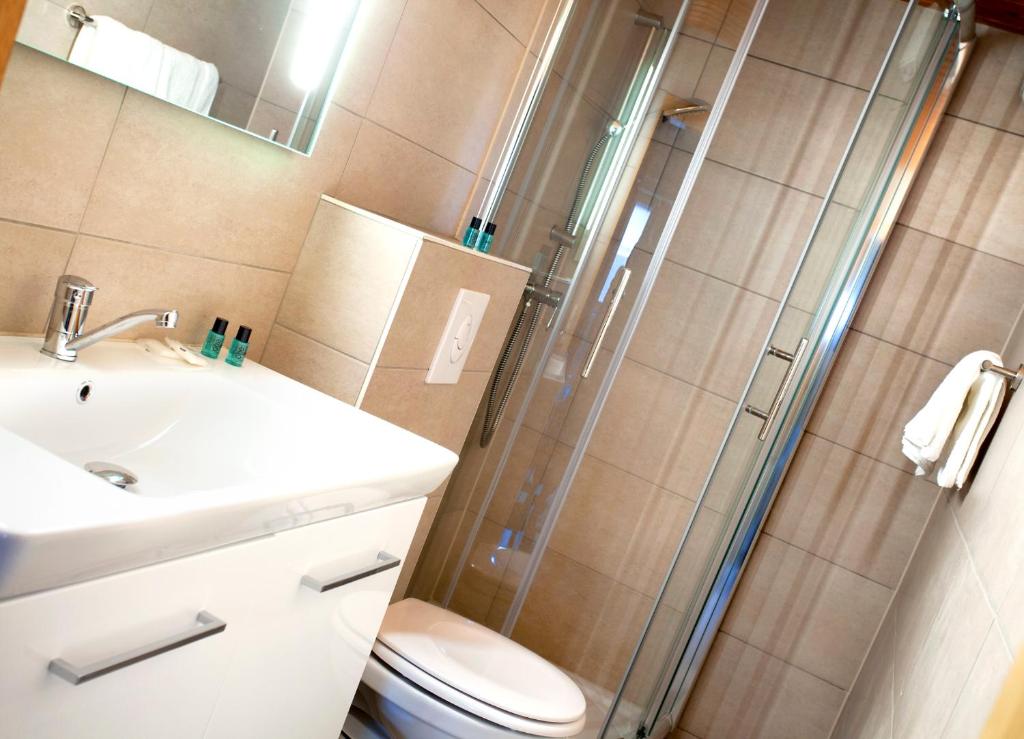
[0,497,425,739]
[204,497,424,739]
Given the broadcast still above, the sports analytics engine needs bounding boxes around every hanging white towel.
[901,350,1005,488]
[936,369,1005,488]
[69,16,219,115]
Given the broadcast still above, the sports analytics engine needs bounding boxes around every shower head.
[607,119,625,137]
[634,10,665,29]
[661,100,710,128]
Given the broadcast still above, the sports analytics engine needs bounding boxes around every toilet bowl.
[343,599,587,739]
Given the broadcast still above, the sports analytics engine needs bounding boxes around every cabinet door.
[205,498,426,739]
[0,540,266,739]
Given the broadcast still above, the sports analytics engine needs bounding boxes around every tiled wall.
[676,14,1024,739]
[0,0,549,355]
[258,196,531,601]
[833,313,1024,739]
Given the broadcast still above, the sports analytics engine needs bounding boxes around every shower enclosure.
[410,1,975,736]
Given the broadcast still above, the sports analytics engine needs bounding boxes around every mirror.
[14,0,360,154]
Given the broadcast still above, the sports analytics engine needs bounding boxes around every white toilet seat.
[370,642,585,737]
[375,599,586,725]
[354,599,587,738]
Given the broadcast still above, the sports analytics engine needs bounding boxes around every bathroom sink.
[0,336,458,599]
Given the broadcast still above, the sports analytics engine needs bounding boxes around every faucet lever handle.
[55,274,98,306]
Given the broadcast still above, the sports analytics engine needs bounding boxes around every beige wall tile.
[625,261,779,401]
[708,57,866,196]
[807,330,951,470]
[333,0,409,115]
[548,453,695,597]
[512,548,655,691]
[563,358,735,504]
[853,225,1024,365]
[947,25,1024,136]
[444,516,515,623]
[766,434,938,588]
[659,34,713,100]
[680,633,845,739]
[276,200,420,362]
[366,0,526,172]
[392,495,442,601]
[503,81,609,217]
[642,0,731,43]
[81,92,361,271]
[0,48,123,230]
[16,0,76,58]
[892,502,994,739]
[716,0,755,49]
[693,46,735,113]
[335,121,476,237]
[749,0,902,90]
[0,220,76,334]
[940,623,1013,739]
[260,324,368,404]
[407,508,465,602]
[360,367,489,452]
[477,0,549,45]
[899,116,1024,265]
[831,606,895,739]
[376,239,529,372]
[65,235,289,356]
[722,535,891,689]
[667,161,822,301]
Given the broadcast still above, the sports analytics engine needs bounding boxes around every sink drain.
[85,462,138,489]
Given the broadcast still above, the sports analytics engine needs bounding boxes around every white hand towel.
[901,349,1001,476]
[70,16,219,115]
[936,369,1005,488]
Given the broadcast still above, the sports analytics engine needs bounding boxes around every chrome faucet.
[41,275,179,361]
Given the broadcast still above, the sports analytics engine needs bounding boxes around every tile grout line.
[944,110,1024,140]
[759,531,899,591]
[715,629,853,694]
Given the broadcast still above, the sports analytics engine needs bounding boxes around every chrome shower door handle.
[48,611,227,685]
[582,267,631,379]
[744,337,809,441]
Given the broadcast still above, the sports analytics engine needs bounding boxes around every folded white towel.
[936,369,1005,488]
[901,350,1005,488]
[70,16,219,115]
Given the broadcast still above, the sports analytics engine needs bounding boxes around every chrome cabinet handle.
[48,611,226,685]
[582,267,632,379]
[301,551,402,593]
[744,338,809,441]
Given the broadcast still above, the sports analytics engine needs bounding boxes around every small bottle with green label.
[461,216,482,248]
[200,317,229,358]
[225,325,252,367]
[476,222,497,253]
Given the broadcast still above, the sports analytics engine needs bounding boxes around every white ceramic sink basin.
[0,336,458,599]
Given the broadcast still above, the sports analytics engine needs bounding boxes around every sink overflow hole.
[77,381,93,404]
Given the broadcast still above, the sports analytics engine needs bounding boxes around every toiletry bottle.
[200,317,229,358]
[462,216,482,248]
[477,222,497,253]
[225,325,252,367]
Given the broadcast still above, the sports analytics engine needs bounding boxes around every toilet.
[343,599,587,739]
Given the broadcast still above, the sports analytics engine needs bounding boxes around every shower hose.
[480,128,616,447]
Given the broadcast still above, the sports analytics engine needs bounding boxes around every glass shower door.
[602,2,961,735]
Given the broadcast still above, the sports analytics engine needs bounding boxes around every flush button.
[427,289,490,384]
